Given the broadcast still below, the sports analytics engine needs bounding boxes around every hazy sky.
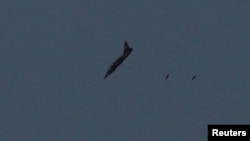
[1,1,250,141]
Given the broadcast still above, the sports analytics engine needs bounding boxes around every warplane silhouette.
[104,41,133,79]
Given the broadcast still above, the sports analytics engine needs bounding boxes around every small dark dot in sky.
[165,74,169,79]
[192,75,197,80]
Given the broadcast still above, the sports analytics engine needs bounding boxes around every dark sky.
[1,1,250,141]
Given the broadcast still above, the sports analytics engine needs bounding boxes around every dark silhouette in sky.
[165,74,169,80]
[192,75,197,80]
[104,41,133,79]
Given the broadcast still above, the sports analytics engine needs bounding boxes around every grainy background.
[1,1,250,141]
